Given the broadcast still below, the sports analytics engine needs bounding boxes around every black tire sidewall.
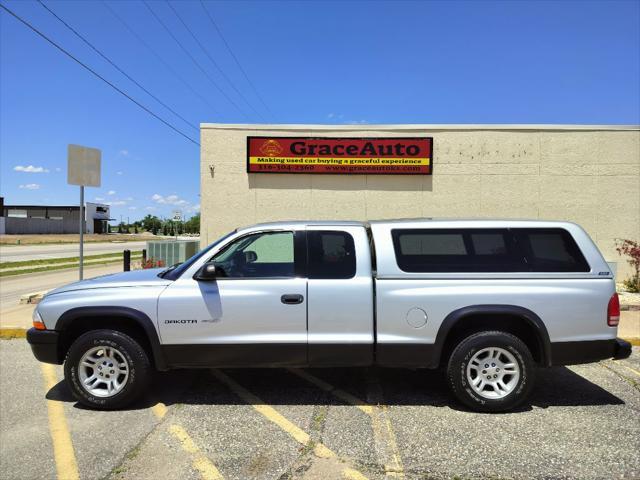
[447,331,535,412]
[64,329,150,410]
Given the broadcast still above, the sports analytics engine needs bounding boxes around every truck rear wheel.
[446,331,535,412]
[64,329,151,410]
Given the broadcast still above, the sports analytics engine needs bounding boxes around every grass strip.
[1,251,142,269]
[0,256,142,278]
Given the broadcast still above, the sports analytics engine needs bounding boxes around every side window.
[398,232,467,255]
[515,229,590,272]
[308,231,356,279]
[391,229,525,273]
[211,231,295,278]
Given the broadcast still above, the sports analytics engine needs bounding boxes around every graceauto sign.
[247,137,433,174]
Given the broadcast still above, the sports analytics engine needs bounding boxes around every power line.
[101,0,221,117]
[166,1,265,122]
[0,2,199,146]
[143,0,249,120]
[199,0,275,121]
[37,0,198,131]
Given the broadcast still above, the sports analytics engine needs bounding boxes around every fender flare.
[433,304,552,367]
[56,306,167,370]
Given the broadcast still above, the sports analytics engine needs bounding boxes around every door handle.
[281,294,304,305]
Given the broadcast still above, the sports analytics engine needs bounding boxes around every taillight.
[607,293,620,327]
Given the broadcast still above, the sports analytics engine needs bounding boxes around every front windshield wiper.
[158,262,181,278]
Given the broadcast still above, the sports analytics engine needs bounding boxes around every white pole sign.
[68,144,102,280]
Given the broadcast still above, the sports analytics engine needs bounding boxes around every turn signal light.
[33,320,46,330]
[32,309,46,330]
[607,293,620,327]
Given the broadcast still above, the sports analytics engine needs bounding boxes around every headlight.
[32,308,45,330]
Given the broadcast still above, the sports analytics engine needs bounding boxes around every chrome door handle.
[281,294,304,305]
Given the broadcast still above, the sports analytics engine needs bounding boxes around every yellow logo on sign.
[260,139,283,157]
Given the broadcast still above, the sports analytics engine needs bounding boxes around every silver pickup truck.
[27,219,631,412]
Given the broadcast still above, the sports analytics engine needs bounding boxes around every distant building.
[0,197,111,234]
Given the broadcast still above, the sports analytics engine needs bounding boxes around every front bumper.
[26,328,62,364]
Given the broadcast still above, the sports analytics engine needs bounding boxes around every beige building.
[200,124,640,278]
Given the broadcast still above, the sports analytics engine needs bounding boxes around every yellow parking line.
[40,364,80,480]
[151,402,168,419]
[618,362,640,377]
[168,424,224,480]
[366,374,405,478]
[211,369,368,480]
[380,406,404,478]
[287,368,374,415]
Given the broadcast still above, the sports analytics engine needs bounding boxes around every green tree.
[142,214,162,233]
[185,213,200,234]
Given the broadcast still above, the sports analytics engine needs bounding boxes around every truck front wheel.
[64,329,151,410]
[446,331,535,412]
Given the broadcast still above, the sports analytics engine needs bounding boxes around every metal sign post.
[68,144,101,280]
[79,185,84,279]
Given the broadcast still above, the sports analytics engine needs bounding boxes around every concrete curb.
[0,328,27,339]
[621,304,640,311]
[19,291,47,305]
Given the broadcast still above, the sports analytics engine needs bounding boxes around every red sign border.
[246,136,434,175]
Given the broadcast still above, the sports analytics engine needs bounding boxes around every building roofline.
[3,205,80,209]
[200,123,640,132]
[3,203,109,209]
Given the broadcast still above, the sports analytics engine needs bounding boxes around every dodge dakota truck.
[27,219,631,412]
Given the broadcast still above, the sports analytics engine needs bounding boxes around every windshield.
[159,229,237,281]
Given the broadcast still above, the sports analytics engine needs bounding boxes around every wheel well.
[440,313,545,367]
[58,316,155,367]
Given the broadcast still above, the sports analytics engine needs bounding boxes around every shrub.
[141,258,165,269]
[615,238,640,293]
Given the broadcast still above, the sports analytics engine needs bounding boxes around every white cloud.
[128,206,137,211]
[19,183,40,190]
[105,200,127,206]
[14,165,49,173]
[345,120,369,125]
[145,206,157,211]
[107,190,116,195]
[151,193,188,206]
[55,167,61,172]
[118,150,129,157]
[327,113,344,120]
[116,171,123,175]
[125,197,133,201]
[94,197,105,201]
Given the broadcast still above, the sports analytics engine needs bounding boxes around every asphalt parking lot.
[1,340,638,480]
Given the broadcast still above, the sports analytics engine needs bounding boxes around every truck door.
[306,226,374,366]
[157,230,308,367]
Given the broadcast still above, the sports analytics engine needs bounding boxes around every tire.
[446,331,535,413]
[64,329,151,410]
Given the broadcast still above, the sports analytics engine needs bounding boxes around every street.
[0,340,638,480]
[0,264,123,309]
[0,241,148,262]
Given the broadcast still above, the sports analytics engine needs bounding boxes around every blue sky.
[1,0,639,222]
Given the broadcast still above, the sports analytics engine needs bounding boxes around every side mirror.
[244,251,257,263]
[194,263,217,281]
